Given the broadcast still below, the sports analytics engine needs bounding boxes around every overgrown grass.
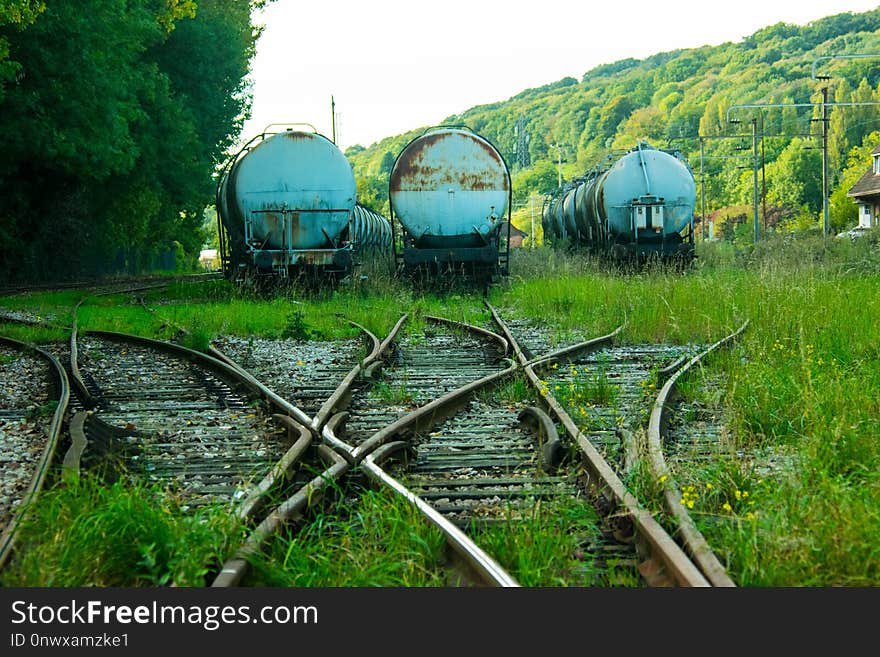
[518,231,880,586]
[243,486,448,586]
[1,473,245,587]
[468,496,640,587]
[0,323,69,344]
[0,290,83,328]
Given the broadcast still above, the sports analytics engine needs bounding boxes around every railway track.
[644,321,749,587]
[71,330,310,518]
[2,286,748,588]
[214,315,517,587]
[0,271,222,297]
[0,337,70,571]
[308,308,741,586]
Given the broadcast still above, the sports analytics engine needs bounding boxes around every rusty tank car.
[542,140,696,262]
[216,125,392,283]
[388,126,512,284]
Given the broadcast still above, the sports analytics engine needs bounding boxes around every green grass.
[243,486,448,586]
[1,473,245,587]
[0,289,83,329]
[0,323,69,344]
[468,496,640,587]
[505,232,880,586]
[370,378,416,406]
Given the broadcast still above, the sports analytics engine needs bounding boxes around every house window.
[874,155,880,174]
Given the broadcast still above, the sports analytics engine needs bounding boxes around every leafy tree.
[511,160,558,206]
[613,106,667,148]
[0,0,266,282]
[344,6,880,240]
[766,138,822,214]
[0,0,44,100]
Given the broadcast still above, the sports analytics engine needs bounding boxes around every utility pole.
[514,115,530,169]
[700,137,706,240]
[729,118,759,242]
[821,84,829,241]
[761,117,767,233]
[698,132,755,241]
[730,88,880,242]
[752,117,759,243]
[331,95,337,144]
[550,143,563,187]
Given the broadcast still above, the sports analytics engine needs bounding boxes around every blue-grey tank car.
[217,126,392,282]
[542,141,696,261]
[389,126,512,282]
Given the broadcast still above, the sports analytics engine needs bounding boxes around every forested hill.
[348,8,880,239]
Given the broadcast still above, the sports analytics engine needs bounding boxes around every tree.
[766,138,822,214]
[511,160,559,207]
[613,106,667,148]
[0,0,265,282]
[0,0,44,101]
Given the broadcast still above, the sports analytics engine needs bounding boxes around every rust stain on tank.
[283,131,312,141]
[390,131,509,193]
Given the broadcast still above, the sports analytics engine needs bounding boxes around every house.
[846,144,880,230]
[498,221,529,248]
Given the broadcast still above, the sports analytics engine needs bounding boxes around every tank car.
[388,126,512,284]
[216,125,392,283]
[542,140,696,261]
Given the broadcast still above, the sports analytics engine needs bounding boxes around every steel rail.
[309,315,408,435]
[424,315,509,356]
[347,363,517,464]
[0,336,71,571]
[69,298,96,408]
[0,272,222,297]
[646,320,750,587]
[485,302,711,587]
[82,329,290,407]
[318,315,522,586]
[211,444,350,587]
[364,442,520,587]
[72,329,320,525]
[235,415,313,522]
[210,316,407,587]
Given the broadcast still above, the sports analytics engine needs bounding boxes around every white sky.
[240,0,880,151]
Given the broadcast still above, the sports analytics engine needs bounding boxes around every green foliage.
[468,497,630,586]
[0,1,44,101]
[280,309,312,341]
[0,0,263,283]
[830,130,880,232]
[766,138,822,213]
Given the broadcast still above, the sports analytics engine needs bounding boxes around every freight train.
[216,125,392,283]
[388,126,512,284]
[542,141,696,262]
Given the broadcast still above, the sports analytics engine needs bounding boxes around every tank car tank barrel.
[542,141,696,262]
[388,126,511,282]
[216,127,393,281]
